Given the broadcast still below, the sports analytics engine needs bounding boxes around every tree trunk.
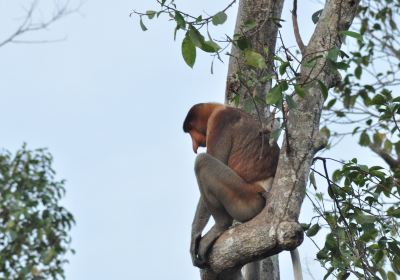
[225,1,285,279]
[226,0,285,113]
[201,0,361,278]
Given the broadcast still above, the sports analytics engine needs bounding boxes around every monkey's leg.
[197,224,227,263]
[194,153,266,261]
[191,197,211,268]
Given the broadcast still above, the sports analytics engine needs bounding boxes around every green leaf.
[373,132,385,146]
[389,19,397,30]
[188,27,220,53]
[384,140,393,153]
[323,267,335,280]
[371,94,386,105]
[318,80,329,100]
[317,249,329,260]
[359,131,370,146]
[325,98,336,109]
[188,26,204,48]
[139,17,148,31]
[200,41,221,53]
[244,49,266,69]
[309,171,317,189]
[355,213,376,225]
[243,20,257,32]
[391,257,400,274]
[358,164,368,172]
[387,271,396,280]
[175,12,186,29]
[281,80,288,91]
[312,9,323,24]
[181,35,196,68]
[273,55,285,63]
[266,84,282,105]
[271,17,284,27]
[294,85,306,98]
[42,248,56,265]
[327,48,339,61]
[338,271,351,279]
[237,36,251,50]
[146,10,156,19]
[360,227,378,242]
[306,223,321,237]
[232,95,240,107]
[339,30,363,41]
[286,95,296,109]
[301,223,311,230]
[335,61,350,70]
[243,99,254,113]
[325,233,337,249]
[395,142,400,155]
[373,250,384,264]
[339,50,349,59]
[279,61,290,75]
[332,169,343,183]
[212,11,227,25]
[320,126,330,139]
[387,208,400,218]
[355,66,362,79]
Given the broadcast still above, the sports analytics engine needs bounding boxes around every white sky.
[0,1,387,279]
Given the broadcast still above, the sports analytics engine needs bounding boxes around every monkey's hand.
[190,234,207,269]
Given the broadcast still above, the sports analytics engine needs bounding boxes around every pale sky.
[0,1,385,279]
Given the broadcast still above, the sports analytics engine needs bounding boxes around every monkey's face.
[189,129,206,153]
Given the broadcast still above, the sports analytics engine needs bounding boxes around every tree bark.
[226,0,285,119]
[224,1,285,279]
[202,0,360,277]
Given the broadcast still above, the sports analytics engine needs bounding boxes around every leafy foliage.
[0,145,74,280]
[322,0,400,151]
[309,158,400,279]
[134,0,400,279]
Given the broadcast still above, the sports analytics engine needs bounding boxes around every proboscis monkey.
[183,103,303,280]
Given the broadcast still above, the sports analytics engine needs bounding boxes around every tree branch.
[0,0,80,48]
[369,144,400,170]
[208,0,360,273]
[291,0,306,55]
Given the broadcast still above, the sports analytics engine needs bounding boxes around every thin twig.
[0,0,80,48]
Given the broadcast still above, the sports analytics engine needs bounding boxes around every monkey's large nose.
[192,139,199,154]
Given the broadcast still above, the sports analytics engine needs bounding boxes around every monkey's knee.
[194,153,212,174]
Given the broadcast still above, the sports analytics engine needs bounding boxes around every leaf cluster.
[308,158,400,279]
[0,145,74,280]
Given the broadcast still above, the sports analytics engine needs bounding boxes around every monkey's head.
[183,103,222,153]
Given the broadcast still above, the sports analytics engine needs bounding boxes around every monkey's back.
[212,107,280,183]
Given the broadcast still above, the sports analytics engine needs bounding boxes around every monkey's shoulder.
[209,106,254,129]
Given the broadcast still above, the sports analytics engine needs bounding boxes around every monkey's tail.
[290,248,303,280]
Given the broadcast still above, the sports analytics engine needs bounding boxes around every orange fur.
[185,103,279,183]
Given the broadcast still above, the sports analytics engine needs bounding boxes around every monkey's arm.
[190,197,211,267]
